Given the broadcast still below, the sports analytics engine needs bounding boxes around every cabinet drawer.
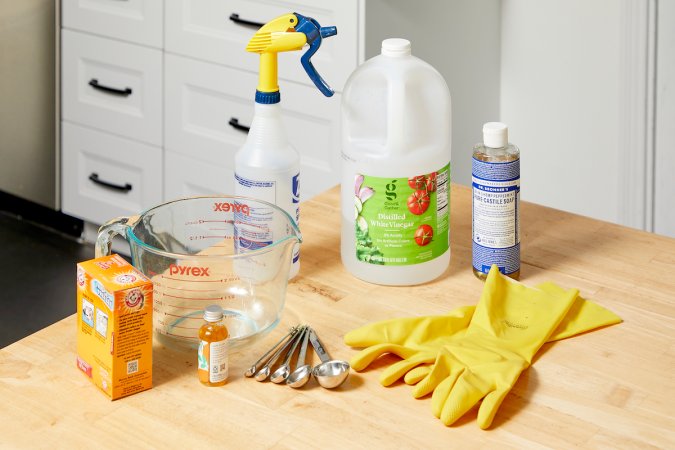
[165,0,358,93]
[164,151,234,201]
[164,54,340,200]
[62,30,162,146]
[62,0,163,48]
[62,122,163,225]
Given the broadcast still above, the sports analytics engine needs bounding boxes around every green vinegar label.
[354,164,450,266]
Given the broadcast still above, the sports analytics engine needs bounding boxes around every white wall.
[655,0,675,237]
[364,0,502,187]
[500,0,622,223]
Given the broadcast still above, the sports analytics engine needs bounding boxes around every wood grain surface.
[1,185,674,449]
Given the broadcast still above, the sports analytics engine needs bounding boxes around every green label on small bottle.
[354,164,450,266]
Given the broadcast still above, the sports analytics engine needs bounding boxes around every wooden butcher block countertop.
[1,185,674,449]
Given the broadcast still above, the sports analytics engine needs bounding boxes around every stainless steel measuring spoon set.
[244,325,350,389]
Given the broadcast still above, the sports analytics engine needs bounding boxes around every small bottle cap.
[381,38,411,57]
[203,305,224,322]
[483,122,508,148]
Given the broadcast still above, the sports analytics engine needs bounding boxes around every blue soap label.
[472,157,520,275]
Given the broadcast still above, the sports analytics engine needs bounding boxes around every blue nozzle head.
[320,26,337,39]
[293,13,338,97]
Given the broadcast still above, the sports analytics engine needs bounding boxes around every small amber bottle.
[197,305,229,386]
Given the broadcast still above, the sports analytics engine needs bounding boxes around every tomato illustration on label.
[408,175,427,190]
[414,224,434,246]
[426,172,437,192]
[407,190,430,215]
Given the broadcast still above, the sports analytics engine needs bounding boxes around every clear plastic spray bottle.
[234,13,337,279]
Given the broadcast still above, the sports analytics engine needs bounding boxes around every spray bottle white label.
[234,172,300,264]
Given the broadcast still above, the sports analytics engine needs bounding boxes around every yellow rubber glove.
[346,275,622,385]
[345,306,474,386]
[401,282,622,385]
[426,267,579,428]
[346,266,614,429]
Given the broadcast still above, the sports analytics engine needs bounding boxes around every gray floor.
[0,212,94,348]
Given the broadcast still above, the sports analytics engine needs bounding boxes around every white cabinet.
[164,54,341,200]
[62,0,163,48]
[62,1,354,226]
[164,151,234,199]
[61,30,163,146]
[164,54,252,166]
[61,5,164,224]
[62,123,163,224]
[164,0,358,92]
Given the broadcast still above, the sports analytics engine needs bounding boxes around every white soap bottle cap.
[483,122,508,148]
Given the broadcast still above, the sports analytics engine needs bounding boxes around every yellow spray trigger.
[246,13,337,100]
[246,13,307,94]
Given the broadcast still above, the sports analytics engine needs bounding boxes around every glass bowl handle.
[95,216,138,258]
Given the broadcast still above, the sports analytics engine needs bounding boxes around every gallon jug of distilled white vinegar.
[340,38,452,285]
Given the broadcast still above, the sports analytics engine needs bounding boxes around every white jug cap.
[483,122,508,148]
[382,38,411,57]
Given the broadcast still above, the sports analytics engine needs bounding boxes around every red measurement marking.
[209,228,231,231]
[148,270,158,276]
[162,293,223,301]
[200,220,233,223]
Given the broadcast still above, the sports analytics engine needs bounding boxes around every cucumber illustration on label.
[234,13,338,279]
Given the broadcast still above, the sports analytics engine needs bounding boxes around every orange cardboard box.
[76,254,153,400]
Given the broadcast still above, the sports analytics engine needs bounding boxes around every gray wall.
[364,0,502,187]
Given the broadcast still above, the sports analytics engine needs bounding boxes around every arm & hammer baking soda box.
[76,254,153,399]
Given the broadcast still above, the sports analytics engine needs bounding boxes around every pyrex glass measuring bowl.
[95,196,302,350]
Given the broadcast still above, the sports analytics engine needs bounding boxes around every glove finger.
[430,368,464,418]
[440,372,491,427]
[379,353,435,386]
[413,351,459,399]
[476,385,512,430]
[403,365,431,385]
[349,344,419,372]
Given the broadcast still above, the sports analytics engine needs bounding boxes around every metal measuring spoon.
[270,327,307,384]
[255,327,305,382]
[308,328,350,389]
[245,326,299,377]
[286,327,312,388]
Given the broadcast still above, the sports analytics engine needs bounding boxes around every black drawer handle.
[89,79,133,97]
[89,173,132,192]
[229,13,264,29]
[228,117,250,133]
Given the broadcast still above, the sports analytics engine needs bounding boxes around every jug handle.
[95,216,137,258]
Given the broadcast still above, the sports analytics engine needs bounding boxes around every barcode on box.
[127,360,139,375]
